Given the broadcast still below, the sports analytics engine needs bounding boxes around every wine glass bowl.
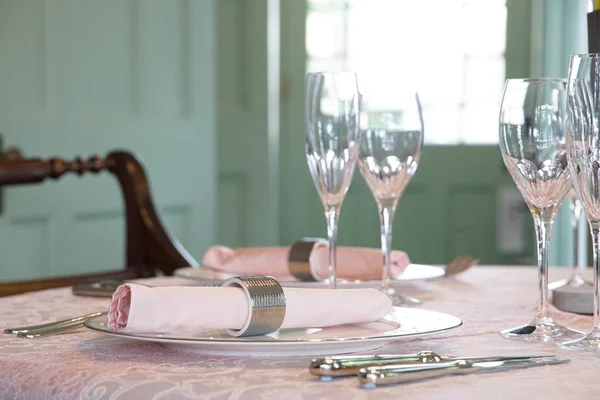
[499,78,584,342]
[502,155,570,211]
[305,147,359,206]
[359,131,421,201]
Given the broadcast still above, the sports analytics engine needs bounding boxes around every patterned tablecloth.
[1,267,599,400]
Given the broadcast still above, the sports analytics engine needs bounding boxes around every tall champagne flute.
[499,78,584,342]
[559,54,600,351]
[305,72,360,289]
[358,92,424,306]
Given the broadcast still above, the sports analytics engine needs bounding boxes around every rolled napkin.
[202,244,410,281]
[108,283,392,334]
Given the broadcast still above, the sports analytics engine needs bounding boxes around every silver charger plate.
[84,307,462,357]
[173,264,445,288]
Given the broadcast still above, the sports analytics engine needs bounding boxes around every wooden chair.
[0,146,200,297]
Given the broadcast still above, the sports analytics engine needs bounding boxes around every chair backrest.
[0,146,199,296]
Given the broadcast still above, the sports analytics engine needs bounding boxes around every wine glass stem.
[571,199,581,276]
[592,225,600,330]
[378,203,396,293]
[533,211,553,317]
[325,205,340,289]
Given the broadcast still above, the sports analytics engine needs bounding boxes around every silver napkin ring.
[221,276,286,337]
[288,238,328,282]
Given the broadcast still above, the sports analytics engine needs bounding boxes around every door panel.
[216,0,279,247]
[0,0,216,281]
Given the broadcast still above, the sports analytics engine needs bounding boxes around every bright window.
[307,0,507,144]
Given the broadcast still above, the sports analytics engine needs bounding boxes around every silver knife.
[357,357,570,388]
[309,351,555,379]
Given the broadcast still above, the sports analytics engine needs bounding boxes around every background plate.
[84,307,462,356]
[173,264,445,288]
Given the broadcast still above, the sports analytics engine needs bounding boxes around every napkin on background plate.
[108,283,392,334]
[202,245,410,281]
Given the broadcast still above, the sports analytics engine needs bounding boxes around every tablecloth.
[1,267,599,399]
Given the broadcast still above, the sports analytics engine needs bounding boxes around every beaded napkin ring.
[288,238,328,282]
[221,276,286,337]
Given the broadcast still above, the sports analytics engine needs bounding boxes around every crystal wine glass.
[305,72,360,289]
[499,78,584,342]
[559,54,600,351]
[357,92,424,305]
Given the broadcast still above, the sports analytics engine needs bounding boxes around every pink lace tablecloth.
[1,267,599,400]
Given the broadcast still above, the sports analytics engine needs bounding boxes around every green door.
[279,0,542,266]
[216,0,280,248]
[0,0,217,281]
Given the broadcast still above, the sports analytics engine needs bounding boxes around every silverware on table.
[357,357,569,388]
[309,351,556,379]
[4,311,106,338]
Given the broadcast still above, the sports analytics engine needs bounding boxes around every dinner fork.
[4,311,106,338]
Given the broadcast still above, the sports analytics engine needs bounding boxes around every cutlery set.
[309,351,568,388]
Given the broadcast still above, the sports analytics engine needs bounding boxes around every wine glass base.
[500,316,584,343]
[557,331,600,352]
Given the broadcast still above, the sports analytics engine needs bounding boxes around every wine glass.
[549,187,592,289]
[357,92,424,305]
[498,78,584,342]
[559,54,600,351]
[305,72,360,289]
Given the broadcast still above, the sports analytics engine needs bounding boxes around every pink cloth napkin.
[201,245,410,281]
[108,283,392,334]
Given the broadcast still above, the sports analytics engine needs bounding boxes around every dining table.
[1,265,599,400]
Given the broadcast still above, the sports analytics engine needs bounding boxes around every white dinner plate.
[173,264,445,288]
[84,307,462,356]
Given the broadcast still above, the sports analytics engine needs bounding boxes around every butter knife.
[358,357,570,388]
[309,351,555,379]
